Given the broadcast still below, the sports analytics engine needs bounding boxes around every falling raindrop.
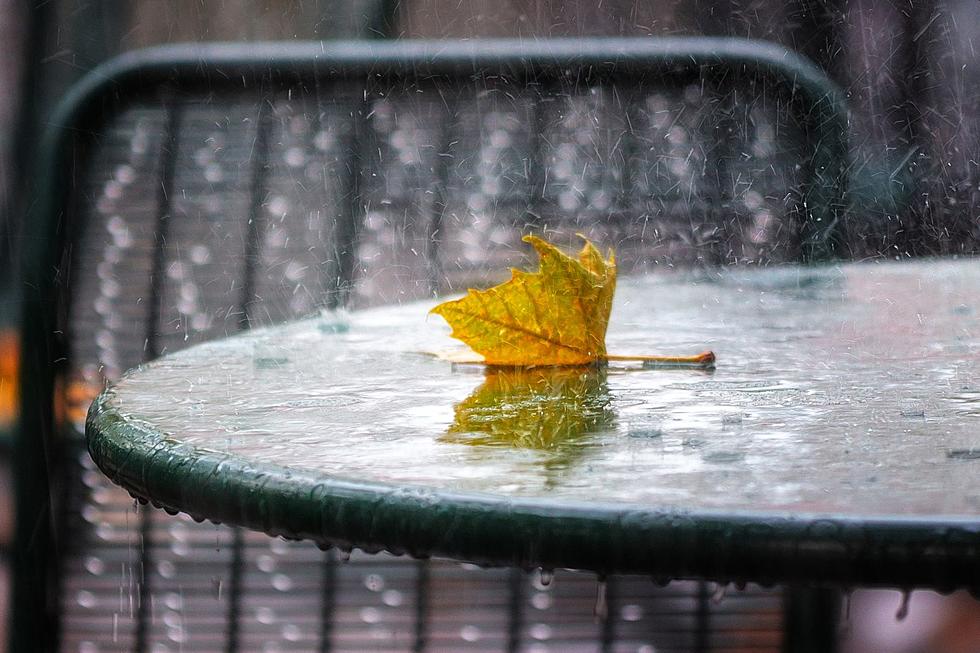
[530,592,552,610]
[381,589,404,607]
[838,590,852,636]
[460,624,482,642]
[711,583,728,603]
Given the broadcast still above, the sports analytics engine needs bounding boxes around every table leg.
[783,586,841,653]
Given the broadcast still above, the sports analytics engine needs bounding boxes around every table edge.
[86,388,980,593]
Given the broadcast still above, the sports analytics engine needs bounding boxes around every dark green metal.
[86,387,979,592]
[782,586,842,653]
[10,2,62,650]
[16,37,852,652]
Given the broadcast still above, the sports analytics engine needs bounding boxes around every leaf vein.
[447,302,590,356]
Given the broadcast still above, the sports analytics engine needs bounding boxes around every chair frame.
[14,37,849,652]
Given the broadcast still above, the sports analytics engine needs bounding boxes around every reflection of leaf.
[431,235,616,366]
[441,367,614,451]
[431,234,715,368]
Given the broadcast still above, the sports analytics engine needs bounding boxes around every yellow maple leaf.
[431,235,715,368]
[432,235,614,366]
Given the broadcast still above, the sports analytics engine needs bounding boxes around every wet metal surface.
[102,259,979,518]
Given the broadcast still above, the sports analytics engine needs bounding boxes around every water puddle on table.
[109,260,980,516]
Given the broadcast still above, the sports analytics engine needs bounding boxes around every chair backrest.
[15,38,848,653]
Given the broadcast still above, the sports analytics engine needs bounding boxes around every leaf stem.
[605,351,716,368]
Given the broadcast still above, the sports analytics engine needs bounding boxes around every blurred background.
[0,1,977,651]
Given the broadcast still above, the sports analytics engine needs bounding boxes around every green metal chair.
[15,38,848,652]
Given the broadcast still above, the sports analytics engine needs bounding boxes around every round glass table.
[87,259,980,592]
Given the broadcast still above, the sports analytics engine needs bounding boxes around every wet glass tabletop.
[96,258,979,519]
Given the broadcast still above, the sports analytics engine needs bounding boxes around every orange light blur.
[0,329,18,428]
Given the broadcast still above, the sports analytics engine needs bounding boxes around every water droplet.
[76,590,97,608]
[712,582,728,603]
[594,580,608,620]
[535,569,553,588]
[256,554,276,573]
[528,623,552,641]
[839,590,852,635]
[703,450,744,464]
[947,448,980,460]
[317,319,349,334]
[84,556,105,575]
[254,355,289,369]
[895,590,911,621]
[281,624,302,641]
[360,607,382,624]
[157,560,176,579]
[364,573,385,592]
[628,423,663,438]
[531,592,552,610]
[272,573,294,591]
[381,589,404,607]
[460,625,482,642]
[621,603,644,622]
[165,593,182,611]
